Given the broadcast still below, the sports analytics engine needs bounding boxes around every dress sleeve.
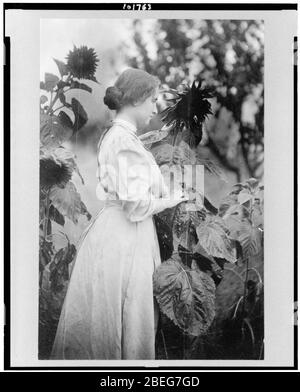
[114,134,173,222]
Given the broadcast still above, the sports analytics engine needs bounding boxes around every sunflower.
[40,155,72,190]
[161,80,214,145]
[66,45,99,81]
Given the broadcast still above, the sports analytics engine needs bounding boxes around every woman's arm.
[115,135,188,222]
[122,193,188,222]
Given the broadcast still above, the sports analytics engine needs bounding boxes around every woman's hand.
[166,195,189,209]
[163,187,189,209]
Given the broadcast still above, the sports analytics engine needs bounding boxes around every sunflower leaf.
[151,143,174,165]
[49,243,76,292]
[80,201,92,220]
[151,141,196,166]
[238,223,262,258]
[138,128,170,146]
[70,80,92,93]
[58,92,67,106]
[153,214,174,262]
[49,182,83,224]
[49,204,65,226]
[40,95,48,105]
[53,58,69,77]
[71,98,88,132]
[238,191,252,205]
[153,254,216,336]
[40,113,73,149]
[39,236,54,269]
[195,215,237,263]
[58,110,74,130]
[245,178,260,192]
[44,73,60,92]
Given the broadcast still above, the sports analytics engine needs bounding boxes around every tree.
[125,19,264,181]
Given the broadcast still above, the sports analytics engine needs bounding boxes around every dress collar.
[111,117,137,135]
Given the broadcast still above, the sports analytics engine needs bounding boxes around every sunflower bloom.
[40,156,72,190]
[161,80,214,145]
[66,45,99,81]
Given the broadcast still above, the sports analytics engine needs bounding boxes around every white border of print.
[4,4,297,368]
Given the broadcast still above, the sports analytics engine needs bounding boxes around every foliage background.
[40,18,264,359]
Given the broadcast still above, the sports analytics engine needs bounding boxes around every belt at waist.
[104,199,123,208]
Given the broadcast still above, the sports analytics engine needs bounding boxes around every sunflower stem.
[46,92,60,115]
[172,130,177,147]
[43,189,51,240]
[160,329,169,359]
[46,74,72,115]
[52,105,65,114]
[241,257,249,318]
[40,189,51,288]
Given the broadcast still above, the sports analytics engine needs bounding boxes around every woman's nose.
[153,105,158,115]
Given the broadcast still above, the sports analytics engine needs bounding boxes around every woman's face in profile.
[134,89,159,129]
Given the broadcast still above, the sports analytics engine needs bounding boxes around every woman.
[50,68,188,360]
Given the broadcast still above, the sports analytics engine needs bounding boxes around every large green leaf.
[222,215,248,242]
[139,127,170,146]
[195,215,237,263]
[53,58,69,77]
[218,195,239,217]
[172,201,205,252]
[153,214,174,262]
[58,93,72,109]
[245,178,260,192]
[39,236,54,269]
[70,80,92,93]
[153,255,216,336]
[71,98,88,132]
[174,140,197,165]
[58,110,73,129]
[80,201,92,221]
[49,182,83,224]
[44,73,60,92]
[238,191,252,205]
[252,202,263,228]
[238,223,262,258]
[49,204,65,226]
[40,95,48,105]
[151,143,174,165]
[218,179,264,248]
[151,140,197,166]
[49,243,76,292]
[40,113,73,149]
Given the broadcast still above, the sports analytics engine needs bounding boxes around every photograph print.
[39,18,264,360]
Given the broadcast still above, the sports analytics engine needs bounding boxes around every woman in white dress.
[50,68,188,360]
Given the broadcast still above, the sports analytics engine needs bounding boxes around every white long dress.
[50,118,171,360]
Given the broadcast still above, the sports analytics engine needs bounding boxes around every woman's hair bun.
[104,68,160,111]
[103,86,123,110]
